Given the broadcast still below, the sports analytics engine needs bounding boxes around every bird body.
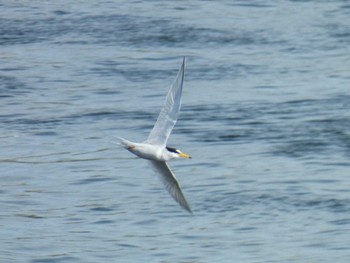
[119,138,177,162]
[118,58,192,213]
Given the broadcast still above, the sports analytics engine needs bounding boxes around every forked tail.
[114,137,135,149]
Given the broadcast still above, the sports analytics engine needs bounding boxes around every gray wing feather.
[149,160,192,213]
[146,57,185,146]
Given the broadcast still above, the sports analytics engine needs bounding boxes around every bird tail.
[113,136,134,149]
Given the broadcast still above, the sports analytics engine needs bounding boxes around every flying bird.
[118,57,192,213]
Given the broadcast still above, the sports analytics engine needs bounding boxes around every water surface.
[1,1,350,262]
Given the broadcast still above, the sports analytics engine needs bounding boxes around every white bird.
[118,57,192,213]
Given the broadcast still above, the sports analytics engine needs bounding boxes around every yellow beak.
[179,152,192,159]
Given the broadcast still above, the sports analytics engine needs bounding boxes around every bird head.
[166,146,191,159]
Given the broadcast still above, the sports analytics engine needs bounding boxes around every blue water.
[1,1,350,262]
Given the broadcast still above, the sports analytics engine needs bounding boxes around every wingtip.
[181,57,186,76]
[186,206,193,215]
[180,198,193,214]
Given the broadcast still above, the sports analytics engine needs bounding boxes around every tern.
[118,57,192,213]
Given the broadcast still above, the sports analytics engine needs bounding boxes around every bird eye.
[166,147,178,153]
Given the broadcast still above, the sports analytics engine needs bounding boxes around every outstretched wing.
[146,57,185,146]
[149,160,192,213]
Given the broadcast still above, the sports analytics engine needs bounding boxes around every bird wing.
[146,57,185,146]
[149,160,192,213]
